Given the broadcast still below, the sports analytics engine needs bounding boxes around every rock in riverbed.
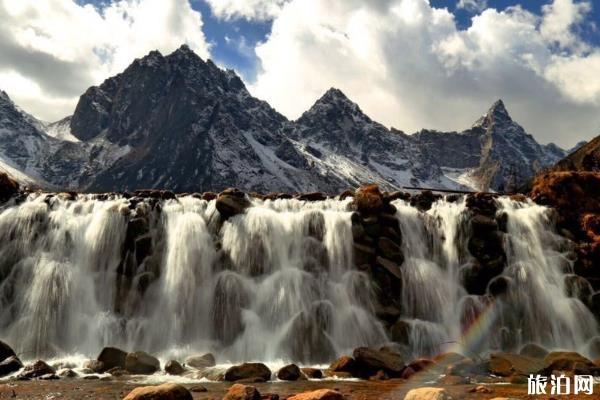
[224,363,272,382]
[123,383,192,400]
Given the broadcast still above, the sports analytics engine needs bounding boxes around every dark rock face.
[0,356,23,377]
[0,173,19,202]
[224,363,272,382]
[277,364,301,381]
[554,134,600,173]
[17,360,55,380]
[125,351,160,374]
[165,360,185,375]
[97,347,127,372]
[185,353,216,369]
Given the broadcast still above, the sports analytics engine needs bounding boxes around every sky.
[0,0,599,148]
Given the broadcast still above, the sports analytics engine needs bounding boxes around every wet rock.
[0,340,16,362]
[225,363,271,382]
[488,352,545,377]
[471,214,498,235]
[84,359,105,373]
[466,193,497,217]
[0,172,19,203]
[107,367,128,376]
[352,346,405,378]
[385,191,411,203]
[404,387,454,400]
[354,184,384,214]
[185,353,216,369]
[519,343,548,359]
[123,383,192,400]
[97,347,127,372]
[165,360,185,375]
[39,373,59,380]
[541,351,594,374]
[353,243,376,266]
[297,192,327,202]
[410,191,441,211]
[377,237,403,262]
[440,375,470,385]
[339,189,354,200]
[287,389,345,400]
[564,275,593,304]
[277,364,301,381]
[216,189,250,218]
[399,367,415,379]
[461,260,504,296]
[375,257,402,280]
[408,358,436,372]
[487,275,510,297]
[301,368,323,379]
[0,356,23,377]
[306,211,326,241]
[58,368,77,378]
[374,304,401,324]
[189,385,208,392]
[17,360,55,380]
[135,234,153,264]
[390,320,411,345]
[125,351,160,374]
[223,384,261,400]
[329,356,356,374]
[445,358,485,376]
[468,385,493,394]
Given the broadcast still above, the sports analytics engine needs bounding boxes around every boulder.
[189,385,208,392]
[297,192,327,202]
[377,238,403,262]
[352,346,405,378]
[518,343,548,359]
[223,384,261,400]
[408,359,436,372]
[287,389,345,400]
[224,363,271,382]
[541,351,594,374]
[165,360,185,375]
[107,367,128,376]
[0,341,16,362]
[404,387,454,400]
[399,366,415,379]
[17,360,55,380]
[216,189,250,218]
[0,172,19,203]
[488,352,545,377]
[471,214,498,235]
[123,383,192,400]
[329,356,356,374]
[376,257,402,280]
[84,359,105,373]
[97,347,127,372]
[277,364,301,381]
[354,184,384,214]
[410,191,441,211]
[301,367,323,379]
[0,356,23,377]
[125,351,160,374]
[445,358,486,376]
[58,368,78,378]
[185,353,216,369]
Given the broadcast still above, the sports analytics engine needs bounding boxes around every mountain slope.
[553,134,600,172]
[415,100,566,191]
[0,46,569,193]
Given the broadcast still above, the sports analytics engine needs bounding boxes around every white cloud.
[540,0,591,49]
[0,0,210,121]
[204,0,290,21]
[249,0,600,147]
[457,0,488,14]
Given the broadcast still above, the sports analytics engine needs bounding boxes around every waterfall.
[0,193,597,366]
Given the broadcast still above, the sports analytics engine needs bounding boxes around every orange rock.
[122,383,192,400]
[354,184,383,214]
[287,389,345,400]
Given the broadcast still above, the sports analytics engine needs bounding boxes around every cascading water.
[0,193,597,369]
[0,194,387,365]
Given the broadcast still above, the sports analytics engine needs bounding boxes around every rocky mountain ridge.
[0,45,569,193]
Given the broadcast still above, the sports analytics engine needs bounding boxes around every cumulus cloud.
[204,0,290,21]
[249,0,600,147]
[457,0,488,14]
[0,0,209,121]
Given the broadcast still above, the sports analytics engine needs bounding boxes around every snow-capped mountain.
[0,46,567,193]
[415,100,566,191]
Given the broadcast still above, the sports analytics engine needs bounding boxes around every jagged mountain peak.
[473,99,514,129]
[301,87,372,125]
[0,90,10,103]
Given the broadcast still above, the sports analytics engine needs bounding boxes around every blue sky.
[4,0,599,147]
